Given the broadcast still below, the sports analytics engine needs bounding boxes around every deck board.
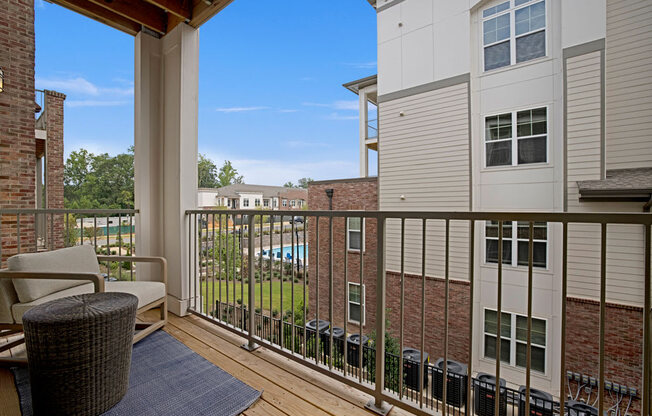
[1,313,414,416]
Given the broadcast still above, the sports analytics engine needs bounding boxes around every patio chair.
[0,245,167,367]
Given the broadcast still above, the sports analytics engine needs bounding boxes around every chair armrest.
[0,270,105,293]
[96,256,167,286]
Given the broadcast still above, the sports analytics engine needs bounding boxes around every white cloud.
[325,112,358,121]
[333,100,359,111]
[36,76,133,97]
[302,100,359,111]
[66,100,130,108]
[344,61,377,69]
[215,106,269,113]
[284,140,330,149]
[204,153,357,186]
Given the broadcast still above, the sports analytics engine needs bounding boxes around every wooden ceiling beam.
[189,0,234,28]
[50,0,141,36]
[143,0,192,20]
[88,0,168,34]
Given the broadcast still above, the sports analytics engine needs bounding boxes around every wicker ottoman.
[23,292,138,416]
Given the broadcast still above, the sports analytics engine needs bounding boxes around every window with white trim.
[484,309,546,373]
[348,282,365,325]
[482,0,546,72]
[291,199,296,207]
[485,221,547,268]
[263,199,269,207]
[273,198,278,207]
[347,217,364,251]
[243,198,249,207]
[485,107,547,167]
[254,198,261,207]
[282,199,287,207]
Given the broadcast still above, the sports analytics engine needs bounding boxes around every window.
[348,283,365,325]
[255,198,261,207]
[347,217,364,251]
[483,0,546,72]
[485,221,547,268]
[273,198,278,207]
[484,309,546,373]
[243,198,249,207]
[299,200,304,207]
[263,199,269,207]
[282,199,287,207]
[485,107,547,167]
[291,199,296,207]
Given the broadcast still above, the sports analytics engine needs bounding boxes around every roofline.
[309,177,378,186]
[342,74,378,96]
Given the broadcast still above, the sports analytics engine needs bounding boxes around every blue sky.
[35,0,377,185]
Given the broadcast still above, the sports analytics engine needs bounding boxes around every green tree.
[64,147,134,209]
[297,177,313,189]
[198,154,219,188]
[218,160,244,187]
[283,181,295,188]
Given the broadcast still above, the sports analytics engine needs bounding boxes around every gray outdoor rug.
[12,330,262,416]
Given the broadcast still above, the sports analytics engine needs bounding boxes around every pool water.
[258,244,308,261]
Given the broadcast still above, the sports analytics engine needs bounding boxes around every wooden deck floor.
[1,313,415,416]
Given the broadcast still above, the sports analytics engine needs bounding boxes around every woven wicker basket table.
[22,292,138,416]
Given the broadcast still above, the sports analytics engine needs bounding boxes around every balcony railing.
[0,209,138,281]
[186,209,652,416]
[367,118,378,139]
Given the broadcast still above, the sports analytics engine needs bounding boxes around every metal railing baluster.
[443,219,450,416]
[343,216,349,376]
[467,220,475,416]
[496,220,503,416]
[328,213,333,370]
[559,221,568,416]
[280,215,284,349]
[525,221,534,416]
[420,218,426,409]
[598,223,607,416]
[399,218,405,400]
[316,216,320,364]
[643,224,651,416]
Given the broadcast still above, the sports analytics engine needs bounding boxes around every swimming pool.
[257,244,308,261]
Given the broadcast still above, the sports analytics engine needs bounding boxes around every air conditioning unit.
[320,326,344,356]
[346,334,370,368]
[432,358,467,407]
[518,386,553,416]
[565,400,598,416]
[402,348,430,391]
[473,373,507,416]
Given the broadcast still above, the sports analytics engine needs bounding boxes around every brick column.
[45,90,66,249]
[0,0,36,266]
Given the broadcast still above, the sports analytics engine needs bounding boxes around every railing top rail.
[185,209,652,225]
[0,209,139,215]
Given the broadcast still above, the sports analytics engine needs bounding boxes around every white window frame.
[483,106,549,168]
[243,198,249,207]
[483,308,547,374]
[481,0,548,73]
[282,199,287,207]
[263,199,269,208]
[347,282,365,326]
[273,198,278,207]
[291,199,296,207]
[254,198,261,207]
[484,221,548,269]
[347,217,365,252]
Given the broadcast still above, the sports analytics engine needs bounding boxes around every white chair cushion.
[11,281,166,324]
[105,281,166,310]
[9,245,101,303]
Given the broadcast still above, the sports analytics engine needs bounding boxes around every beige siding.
[566,51,646,306]
[379,83,470,281]
[605,0,652,169]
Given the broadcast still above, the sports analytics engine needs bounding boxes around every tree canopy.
[217,160,244,187]
[64,147,134,209]
[284,177,313,189]
[198,154,219,188]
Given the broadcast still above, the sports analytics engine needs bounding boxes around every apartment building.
[198,184,307,210]
[309,0,652,406]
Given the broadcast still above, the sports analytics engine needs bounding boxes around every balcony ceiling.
[49,0,235,37]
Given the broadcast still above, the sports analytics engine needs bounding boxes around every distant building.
[197,184,307,210]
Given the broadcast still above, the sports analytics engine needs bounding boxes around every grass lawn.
[200,279,307,315]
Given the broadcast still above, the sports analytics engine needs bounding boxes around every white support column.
[135,23,199,316]
[359,88,369,178]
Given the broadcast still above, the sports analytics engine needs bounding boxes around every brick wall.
[308,178,471,363]
[565,297,643,414]
[45,90,65,248]
[0,0,36,266]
